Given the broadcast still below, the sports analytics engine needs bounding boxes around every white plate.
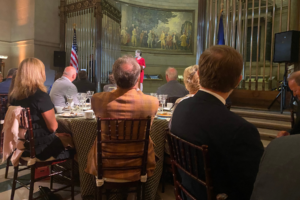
[85,116,95,120]
[157,112,172,118]
[58,113,84,118]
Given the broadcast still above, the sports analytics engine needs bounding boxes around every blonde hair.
[184,65,200,94]
[10,58,47,100]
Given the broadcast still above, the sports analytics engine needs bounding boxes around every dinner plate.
[157,112,172,118]
[58,113,84,118]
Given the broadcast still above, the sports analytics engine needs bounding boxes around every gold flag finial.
[73,23,77,29]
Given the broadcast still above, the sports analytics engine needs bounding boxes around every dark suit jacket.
[73,79,96,93]
[171,91,264,200]
[251,135,300,200]
[156,80,188,98]
[290,101,300,135]
[0,78,12,94]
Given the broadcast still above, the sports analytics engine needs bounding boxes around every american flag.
[70,28,79,72]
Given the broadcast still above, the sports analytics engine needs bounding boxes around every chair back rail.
[167,130,214,200]
[96,117,151,180]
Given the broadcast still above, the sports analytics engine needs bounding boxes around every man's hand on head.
[277,131,290,138]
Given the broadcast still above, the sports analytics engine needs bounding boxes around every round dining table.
[55,114,169,200]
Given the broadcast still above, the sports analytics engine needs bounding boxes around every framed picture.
[120,3,195,55]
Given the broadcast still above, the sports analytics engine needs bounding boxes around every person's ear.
[236,75,243,88]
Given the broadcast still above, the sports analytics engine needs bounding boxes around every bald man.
[156,67,188,98]
[86,55,158,182]
[50,66,79,107]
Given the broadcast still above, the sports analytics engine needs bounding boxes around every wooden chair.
[0,94,8,177]
[96,117,151,200]
[10,108,75,200]
[167,130,228,200]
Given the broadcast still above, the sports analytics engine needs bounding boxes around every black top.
[171,91,264,200]
[11,89,65,160]
[73,79,96,93]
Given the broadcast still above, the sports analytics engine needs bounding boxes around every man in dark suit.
[250,134,300,200]
[171,45,264,200]
[73,70,96,93]
[278,71,300,137]
[0,68,18,94]
[156,67,188,98]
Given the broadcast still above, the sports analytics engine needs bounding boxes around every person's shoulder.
[32,88,50,100]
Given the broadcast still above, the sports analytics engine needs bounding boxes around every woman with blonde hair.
[9,58,73,161]
[172,65,200,110]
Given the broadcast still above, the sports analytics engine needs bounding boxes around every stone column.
[196,0,207,65]
[95,0,103,92]
[59,0,66,51]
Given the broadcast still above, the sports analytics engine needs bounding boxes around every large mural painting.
[120,3,194,54]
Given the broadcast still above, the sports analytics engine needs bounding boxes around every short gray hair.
[113,55,140,89]
[166,67,178,80]
[288,71,300,86]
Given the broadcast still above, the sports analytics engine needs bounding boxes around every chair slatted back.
[0,94,8,157]
[97,117,151,179]
[20,108,36,159]
[167,131,214,200]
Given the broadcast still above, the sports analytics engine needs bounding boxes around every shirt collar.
[200,88,226,105]
[62,76,71,83]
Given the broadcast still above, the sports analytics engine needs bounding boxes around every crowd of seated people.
[5,45,300,200]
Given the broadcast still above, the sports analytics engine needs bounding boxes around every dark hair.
[7,68,18,77]
[113,55,140,89]
[78,70,87,80]
[199,45,243,93]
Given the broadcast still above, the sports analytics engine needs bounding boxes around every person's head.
[78,70,87,80]
[7,68,18,78]
[135,50,142,58]
[10,58,47,100]
[112,55,140,89]
[198,45,243,94]
[184,65,200,94]
[108,73,115,84]
[165,67,178,82]
[288,71,300,99]
[63,66,77,82]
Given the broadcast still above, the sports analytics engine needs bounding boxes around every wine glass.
[86,91,94,105]
[159,94,168,112]
[77,93,84,112]
[80,93,87,109]
[66,94,73,109]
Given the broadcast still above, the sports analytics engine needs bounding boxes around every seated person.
[86,55,158,181]
[50,66,79,107]
[48,72,62,94]
[9,58,74,160]
[0,68,18,94]
[171,46,264,200]
[172,64,200,111]
[156,67,188,98]
[103,73,117,92]
[73,70,96,93]
[251,134,300,200]
[278,71,300,137]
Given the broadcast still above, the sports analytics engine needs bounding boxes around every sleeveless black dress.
[11,89,70,160]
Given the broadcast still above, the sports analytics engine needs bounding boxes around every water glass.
[86,91,94,104]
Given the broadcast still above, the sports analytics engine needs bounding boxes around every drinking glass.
[86,91,94,105]
[66,94,73,108]
[80,93,87,109]
[159,94,168,111]
[77,93,84,111]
